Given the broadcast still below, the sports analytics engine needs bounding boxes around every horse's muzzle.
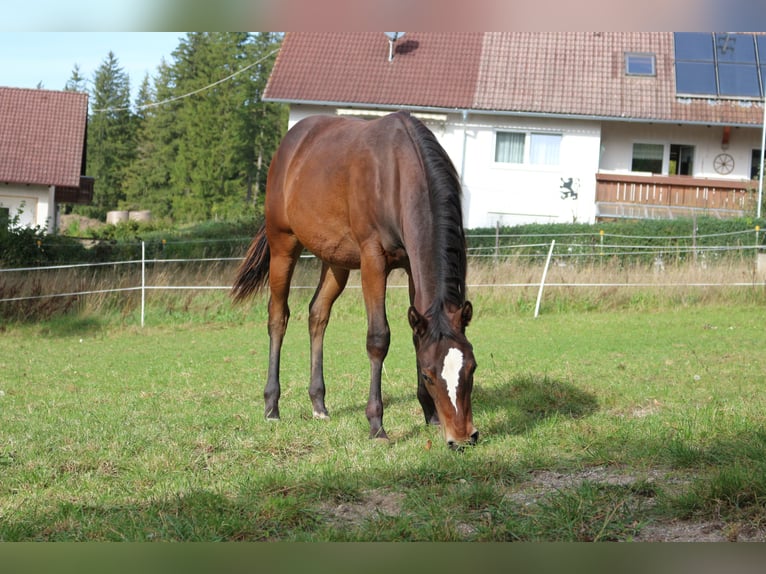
[447,430,479,451]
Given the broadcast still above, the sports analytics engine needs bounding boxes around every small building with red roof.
[0,87,92,233]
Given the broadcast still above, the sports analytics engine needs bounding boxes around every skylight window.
[674,32,766,98]
[625,53,656,76]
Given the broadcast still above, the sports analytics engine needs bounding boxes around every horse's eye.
[421,373,433,385]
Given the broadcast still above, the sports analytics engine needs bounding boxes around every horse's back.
[265,112,422,268]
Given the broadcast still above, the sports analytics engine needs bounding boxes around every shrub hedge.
[2,216,765,269]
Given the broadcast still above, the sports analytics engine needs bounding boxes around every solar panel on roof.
[674,32,765,99]
[675,61,717,95]
[674,32,714,60]
[719,63,761,97]
[715,33,756,63]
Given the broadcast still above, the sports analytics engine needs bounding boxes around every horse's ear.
[461,301,473,331]
[408,306,427,338]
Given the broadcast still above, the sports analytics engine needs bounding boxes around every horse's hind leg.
[308,263,350,419]
[264,240,301,420]
[360,255,391,440]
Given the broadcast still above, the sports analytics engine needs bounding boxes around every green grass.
[2,286,766,540]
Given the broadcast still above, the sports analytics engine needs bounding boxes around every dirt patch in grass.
[508,466,766,542]
[317,468,766,541]
[321,490,406,529]
[636,519,766,542]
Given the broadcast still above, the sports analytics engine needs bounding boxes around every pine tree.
[122,62,179,217]
[246,33,288,209]
[163,32,285,222]
[116,33,287,223]
[168,33,243,221]
[64,64,88,93]
[85,51,135,216]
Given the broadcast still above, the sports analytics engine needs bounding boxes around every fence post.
[495,220,500,260]
[141,241,146,328]
[599,229,604,262]
[534,239,556,318]
[692,213,697,265]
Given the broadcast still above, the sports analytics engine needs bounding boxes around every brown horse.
[231,111,478,449]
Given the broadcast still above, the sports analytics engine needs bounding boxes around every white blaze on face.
[441,347,464,411]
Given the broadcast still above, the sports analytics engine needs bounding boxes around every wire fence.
[2,229,765,323]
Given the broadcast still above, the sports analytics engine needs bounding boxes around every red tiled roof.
[0,87,88,188]
[265,32,765,127]
[265,32,483,109]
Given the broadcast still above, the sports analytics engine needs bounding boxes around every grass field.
[2,275,766,541]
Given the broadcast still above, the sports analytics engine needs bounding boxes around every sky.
[0,33,185,99]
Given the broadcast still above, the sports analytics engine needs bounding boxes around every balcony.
[54,176,94,205]
[595,172,757,220]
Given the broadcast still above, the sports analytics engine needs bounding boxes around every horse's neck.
[404,223,442,315]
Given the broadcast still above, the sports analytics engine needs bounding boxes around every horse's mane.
[400,112,468,339]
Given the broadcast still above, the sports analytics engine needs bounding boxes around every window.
[631,143,664,174]
[529,133,561,165]
[669,144,694,175]
[495,132,525,163]
[674,32,765,98]
[625,52,656,76]
[495,131,562,166]
[0,207,8,228]
[752,149,763,180]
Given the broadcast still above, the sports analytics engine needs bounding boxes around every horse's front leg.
[361,257,391,440]
[308,263,349,419]
[408,271,439,426]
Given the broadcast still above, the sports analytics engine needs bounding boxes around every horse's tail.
[231,223,270,303]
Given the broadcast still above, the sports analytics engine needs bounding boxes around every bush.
[0,212,88,268]
[467,217,766,264]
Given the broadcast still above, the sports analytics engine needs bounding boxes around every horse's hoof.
[313,411,330,420]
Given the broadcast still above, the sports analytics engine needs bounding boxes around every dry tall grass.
[2,253,766,323]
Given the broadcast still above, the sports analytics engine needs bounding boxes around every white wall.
[458,114,601,228]
[287,104,335,129]
[0,183,54,232]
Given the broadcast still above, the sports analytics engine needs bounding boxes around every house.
[0,87,93,233]
[263,32,766,228]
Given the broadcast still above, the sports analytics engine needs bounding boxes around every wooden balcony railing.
[54,176,94,205]
[595,172,757,220]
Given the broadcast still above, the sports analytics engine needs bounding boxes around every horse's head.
[408,301,478,450]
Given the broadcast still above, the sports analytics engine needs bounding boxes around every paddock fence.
[2,227,766,324]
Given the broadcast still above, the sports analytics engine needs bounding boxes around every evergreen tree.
[164,32,285,222]
[122,62,179,217]
[133,73,152,122]
[64,64,88,93]
[246,32,288,208]
[168,33,246,221]
[85,51,135,216]
[115,33,287,223]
